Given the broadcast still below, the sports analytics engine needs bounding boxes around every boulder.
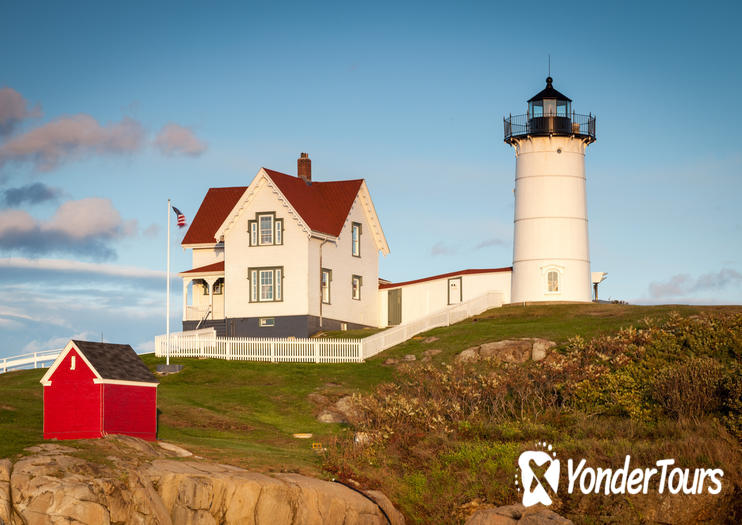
[334,395,360,423]
[456,348,481,363]
[455,339,557,364]
[317,409,346,424]
[422,349,442,358]
[423,336,439,344]
[159,441,194,458]
[479,340,532,363]
[529,339,557,362]
[384,358,399,365]
[5,441,403,525]
[0,458,11,525]
[465,504,572,525]
[402,354,417,362]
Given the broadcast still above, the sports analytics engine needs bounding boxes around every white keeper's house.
[180,153,512,338]
[180,77,605,338]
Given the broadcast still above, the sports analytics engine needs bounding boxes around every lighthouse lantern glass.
[529,100,543,118]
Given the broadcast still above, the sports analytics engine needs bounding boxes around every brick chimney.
[297,153,311,183]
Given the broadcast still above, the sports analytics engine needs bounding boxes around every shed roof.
[72,340,158,383]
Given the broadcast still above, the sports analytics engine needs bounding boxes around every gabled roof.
[263,169,363,237]
[182,187,247,245]
[41,340,158,386]
[179,261,225,276]
[72,341,158,383]
[379,267,512,290]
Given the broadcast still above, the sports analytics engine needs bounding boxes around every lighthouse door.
[448,277,462,305]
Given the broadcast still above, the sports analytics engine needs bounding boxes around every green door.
[388,289,402,326]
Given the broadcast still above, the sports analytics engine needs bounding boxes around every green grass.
[1,303,740,471]
[370,303,742,364]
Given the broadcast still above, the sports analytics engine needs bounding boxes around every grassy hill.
[1,303,740,523]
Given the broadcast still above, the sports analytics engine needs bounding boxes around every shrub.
[650,357,724,421]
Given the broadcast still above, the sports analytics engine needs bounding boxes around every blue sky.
[1,1,740,356]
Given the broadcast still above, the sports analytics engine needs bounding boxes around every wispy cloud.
[474,237,505,250]
[0,114,145,172]
[431,241,456,256]
[154,123,207,157]
[647,268,742,299]
[0,257,165,280]
[0,198,137,259]
[2,182,62,207]
[0,87,41,137]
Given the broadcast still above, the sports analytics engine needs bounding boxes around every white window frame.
[249,267,283,302]
[70,355,76,370]
[260,269,274,301]
[321,268,332,304]
[351,222,361,257]
[542,265,563,295]
[250,222,258,246]
[259,317,275,327]
[352,275,362,300]
[259,214,274,245]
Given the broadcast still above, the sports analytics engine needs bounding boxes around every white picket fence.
[0,349,63,374]
[362,291,504,358]
[155,330,363,363]
[155,291,504,363]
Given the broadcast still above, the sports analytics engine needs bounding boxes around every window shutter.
[250,269,258,301]
[276,268,282,300]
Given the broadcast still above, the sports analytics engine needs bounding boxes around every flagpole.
[166,198,171,366]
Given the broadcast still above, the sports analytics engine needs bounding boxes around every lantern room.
[528,76,571,118]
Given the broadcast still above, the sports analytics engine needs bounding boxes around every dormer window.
[249,213,283,246]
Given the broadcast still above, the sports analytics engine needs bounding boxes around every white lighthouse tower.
[504,77,596,303]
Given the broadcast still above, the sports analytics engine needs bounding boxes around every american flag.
[172,206,186,228]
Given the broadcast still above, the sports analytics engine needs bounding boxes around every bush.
[651,357,724,420]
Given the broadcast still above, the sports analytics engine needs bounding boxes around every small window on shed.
[70,355,76,370]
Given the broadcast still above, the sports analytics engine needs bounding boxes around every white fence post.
[314,341,319,363]
[270,341,275,363]
[226,340,231,360]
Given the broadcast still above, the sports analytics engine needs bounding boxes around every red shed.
[40,340,159,441]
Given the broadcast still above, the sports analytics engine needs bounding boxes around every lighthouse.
[504,77,596,303]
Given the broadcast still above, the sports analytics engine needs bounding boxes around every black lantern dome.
[504,77,595,144]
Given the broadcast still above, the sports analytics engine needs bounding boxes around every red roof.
[379,267,512,289]
[264,169,363,237]
[180,261,225,275]
[182,187,247,245]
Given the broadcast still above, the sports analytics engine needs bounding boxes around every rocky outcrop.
[1,438,404,525]
[456,339,556,364]
[465,504,572,525]
[316,395,360,424]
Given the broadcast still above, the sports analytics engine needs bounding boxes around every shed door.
[448,277,462,304]
[388,289,402,326]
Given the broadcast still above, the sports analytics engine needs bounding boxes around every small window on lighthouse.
[547,271,560,293]
[70,355,76,370]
